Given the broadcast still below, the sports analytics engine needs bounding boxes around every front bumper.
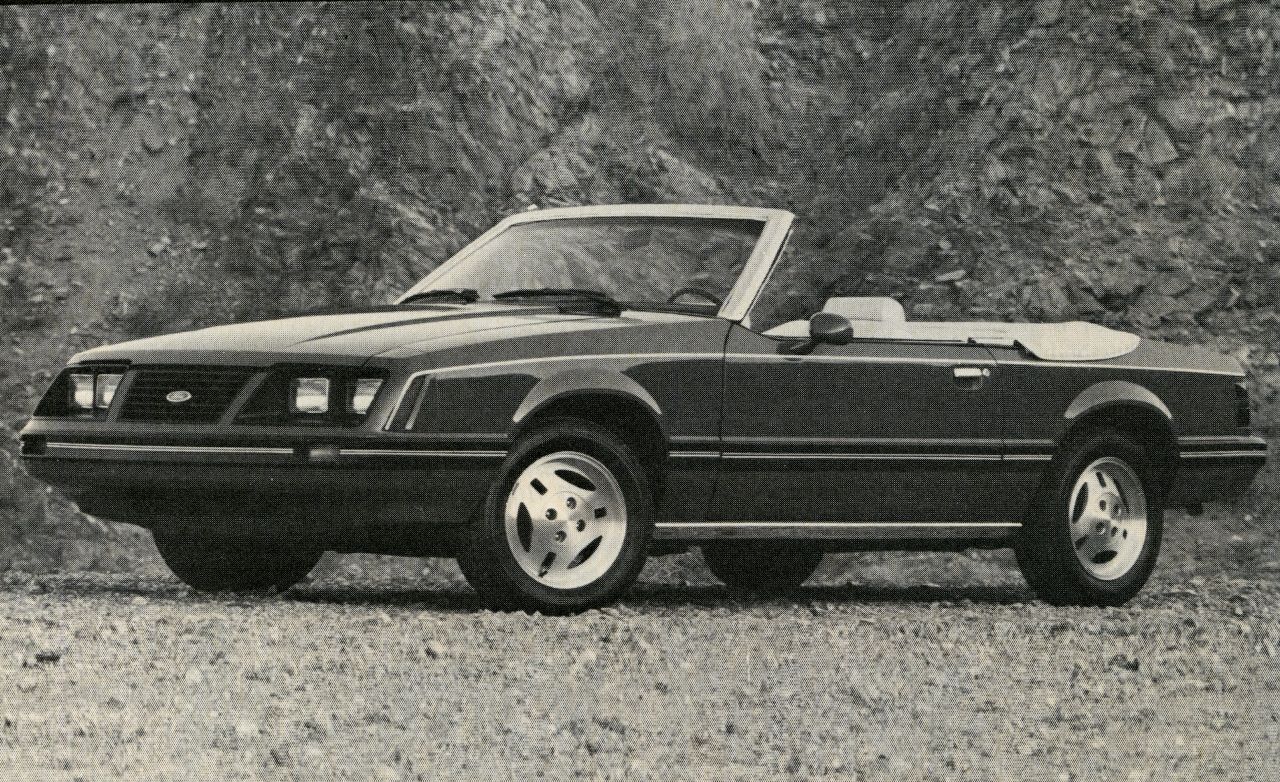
[19,418,507,546]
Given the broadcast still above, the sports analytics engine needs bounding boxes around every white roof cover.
[852,320,1141,361]
[764,319,1141,361]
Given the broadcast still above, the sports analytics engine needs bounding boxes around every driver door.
[711,323,1013,524]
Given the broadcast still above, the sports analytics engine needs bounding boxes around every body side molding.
[654,521,1021,540]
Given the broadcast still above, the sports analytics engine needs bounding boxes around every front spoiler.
[18,422,507,543]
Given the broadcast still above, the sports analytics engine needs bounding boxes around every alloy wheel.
[1068,456,1148,581]
[503,451,628,589]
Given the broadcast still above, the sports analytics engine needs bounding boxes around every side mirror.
[809,312,854,345]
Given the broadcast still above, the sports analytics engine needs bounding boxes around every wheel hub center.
[545,493,586,533]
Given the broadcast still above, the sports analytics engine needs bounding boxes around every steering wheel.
[666,287,722,306]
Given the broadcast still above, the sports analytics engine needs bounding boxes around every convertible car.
[20,205,1266,611]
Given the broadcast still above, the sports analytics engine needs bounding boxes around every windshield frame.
[396,204,794,321]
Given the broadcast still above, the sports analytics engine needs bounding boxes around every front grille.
[120,366,256,423]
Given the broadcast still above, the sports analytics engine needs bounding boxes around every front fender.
[512,367,665,433]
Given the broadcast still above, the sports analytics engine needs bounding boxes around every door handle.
[953,366,991,381]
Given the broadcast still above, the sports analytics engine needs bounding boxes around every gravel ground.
[2,529,1277,782]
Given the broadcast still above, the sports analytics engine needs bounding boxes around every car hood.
[70,304,605,367]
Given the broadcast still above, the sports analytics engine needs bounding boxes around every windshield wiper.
[492,288,622,315]
[400,288,479,304]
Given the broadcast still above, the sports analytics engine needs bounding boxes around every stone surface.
[0,540,1275,780]
[2,0,1279,575]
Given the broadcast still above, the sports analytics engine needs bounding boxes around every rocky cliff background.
[1,1,1277,575]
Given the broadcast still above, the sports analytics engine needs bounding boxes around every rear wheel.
[1015,430,1163,606]
[152,529,321,592]
[702,543,823,592]
[458,418,652,613]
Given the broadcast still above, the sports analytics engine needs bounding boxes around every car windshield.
[420,217,764,309]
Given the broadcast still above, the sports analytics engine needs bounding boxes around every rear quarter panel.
[986,338,1254,509]
[987,339,1243,448]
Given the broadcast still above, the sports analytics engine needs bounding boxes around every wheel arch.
[511,369,669,501]
[1059,381,1177,495]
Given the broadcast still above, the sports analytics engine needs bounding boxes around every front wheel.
[152,529,322,592]
[1015,430,1163,606]
[458,418,653,613]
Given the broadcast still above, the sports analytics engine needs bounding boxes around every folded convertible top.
[763,319,1141,361]
[850,320,1141,361]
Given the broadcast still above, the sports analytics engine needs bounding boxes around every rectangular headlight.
[348,378,383,415]
[291,377,330,414]
[69,373,95,411]
[95,373,123,409]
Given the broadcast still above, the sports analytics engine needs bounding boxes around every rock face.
[1,1,1278,571]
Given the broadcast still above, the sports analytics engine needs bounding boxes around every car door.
[711,323,1012,524]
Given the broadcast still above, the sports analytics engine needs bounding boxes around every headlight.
[291,377,330,414]
[348,378,383,415]
[94,373,123,409]
[68,371,124,413]
[54,366,128,417]
[262,370,386,423]
[69,373,96,411]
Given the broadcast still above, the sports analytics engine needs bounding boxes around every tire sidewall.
[475,418,653,611]
[152,529,320,591]
[1039,431,1164,603]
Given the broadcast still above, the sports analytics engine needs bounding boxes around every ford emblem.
[165,390,193,404]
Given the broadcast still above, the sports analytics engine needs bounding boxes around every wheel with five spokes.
[457,417,652,613]
[1015,429,1163,606]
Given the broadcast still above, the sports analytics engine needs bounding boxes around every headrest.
[823,297,906,323]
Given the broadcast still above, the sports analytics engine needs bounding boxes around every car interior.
[760,296,1141,361]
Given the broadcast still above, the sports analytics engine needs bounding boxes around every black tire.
[701,543,823,592]
[1015,429,1164,606]
[458,417,653,613]
[152,529,322,592]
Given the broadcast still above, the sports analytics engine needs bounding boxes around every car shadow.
[286,583,487,612]
[284,580,1031,611]
[3,575,189,601]
[5,575,1030,610]
[626,582,1031,608]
